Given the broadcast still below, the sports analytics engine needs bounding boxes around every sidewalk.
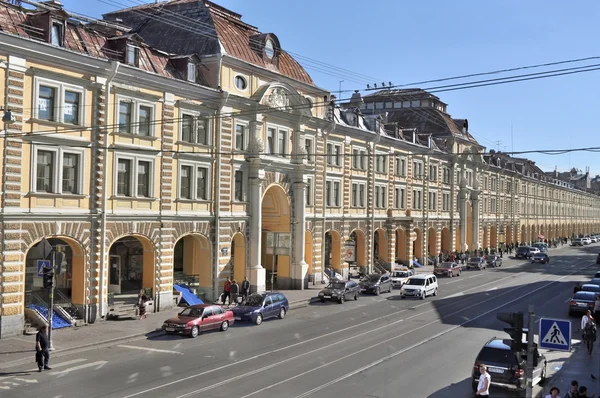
[0,286,322,369]
[535,339,600,398]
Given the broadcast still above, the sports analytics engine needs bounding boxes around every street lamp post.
[0,109,13,339]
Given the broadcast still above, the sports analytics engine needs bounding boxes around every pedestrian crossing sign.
[539,318,571,351]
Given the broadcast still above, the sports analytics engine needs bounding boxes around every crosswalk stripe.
[48,361,108,376]
[13,378,38,383]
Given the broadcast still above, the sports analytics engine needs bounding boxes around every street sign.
[539,318,571,351]
[37,259,51,277]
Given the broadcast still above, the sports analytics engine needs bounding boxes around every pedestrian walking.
[229,279,239,307]
[584,318,597,355]
[241,276,250,301]
[582,310,593,334]
[574,283,582,294]
[137,289,148,320]
[578,385,596,397]
[35,325,51,372]
[475,364,490,396]
[221,277,232,305]
[544,387,560,398]
[565,380,579,398]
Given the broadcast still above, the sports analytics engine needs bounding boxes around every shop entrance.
[108,235,155,295]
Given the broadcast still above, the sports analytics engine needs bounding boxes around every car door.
[380,275,390,291]
[424,278,431,296]
[200,307,214,331]
[211,306,225,330]
[262,295,275,319]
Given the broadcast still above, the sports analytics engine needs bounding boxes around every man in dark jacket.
[36,325,51,372]
[241,277,250,301]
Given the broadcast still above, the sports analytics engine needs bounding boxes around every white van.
[400,274,438,299]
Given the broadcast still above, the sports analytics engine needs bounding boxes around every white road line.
[13,378,38,383]
[125,263,584,398]
[445,292,464,299]
[52,358,88,368]
[291,267,588,398]
[174,269,573,398]
[0,386,9,390]
[487,287,498,292]
[117,345,184,355]
[48,361,108,376]
[2,381,19,386]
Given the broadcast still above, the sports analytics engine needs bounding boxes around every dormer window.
[187,62,197,82]
[126,44,138,66]
[51,22,63,47]
[265,39,275,59]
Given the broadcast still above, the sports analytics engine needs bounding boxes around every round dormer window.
[265,39,275,59]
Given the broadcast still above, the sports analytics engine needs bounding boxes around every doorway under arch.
[530,225,537,243]
[305,231,314,276]
[324,230,342,273]
[351,229,366,267]
[231,233,246,282]
[108,235,156,295]
[24,237,86,315]
[441,228,451,252]
[413,228,423,262]
[466,200,473,250]
[483,228,489,249]
[173,234,213,296]
[374,229,388,262]
[261,184,291,289]
[490,226,497,248]
[395,229,407,265]
[506,225,513,244]
[427,228,437,256]
[521,225,527,244]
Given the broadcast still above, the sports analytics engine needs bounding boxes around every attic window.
[265,39,275,59]
[51,22,63,47]
[126,45,138,66]
[187,63,196,82]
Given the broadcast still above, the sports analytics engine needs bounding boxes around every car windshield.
[244,294,265,307]
[327,282,346,290]
[406,278,425,286]
[477,347,517,365]
[392,271,409,277]
[179,307,202,317]
[364,275,380,282]
[439,263,453,268]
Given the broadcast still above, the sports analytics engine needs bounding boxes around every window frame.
[374,184,387,209]
[395,156,406,177]
[233,167,248,202]
[234,121,249,152]
[305,176,314,206]
[326,142,342,167]
[394,186,406,209]
[115,95,157,137]
[412,189,423,210]
[126,44,138,66]
[50,21,63,47]
[375,153,388,174]
[187,62,197,82]
[34,77,86,126]
[31,145,85,195]
[353,147,367,170]
[304,137,314,163]
[264,123,289,157]
[234,75,248,91]
[351,181,366,208]
[177,161,212,201]
[113,153,156,198]
[179,111,212,146]
[325,178,341,207]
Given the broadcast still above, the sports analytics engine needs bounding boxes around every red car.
[434,262,462,277]
[162,304,234,338]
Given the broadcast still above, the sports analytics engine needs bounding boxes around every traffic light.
[42,267,54,289]
[497,312,524,352]
[55,252,67,275]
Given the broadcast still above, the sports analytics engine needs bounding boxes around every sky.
[60,0,600,176]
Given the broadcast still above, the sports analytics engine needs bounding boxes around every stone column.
[472,191,481,250]
[459,188,469,251]
[290,122,307,289]
[248,161,266,293]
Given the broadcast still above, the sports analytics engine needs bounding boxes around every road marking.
[487,287,498,292]
[13,378,38,383]
[172,269,575,398]
[446,292,464,299]
[0,386,9,390]
[117,345,184,355]
[2,381,19,386]
[291,266,589,398]
[48,361,108,376]
[125,263,585,398]
[52,358,88,369]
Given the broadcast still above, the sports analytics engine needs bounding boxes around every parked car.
[231,292,289,325]
[568,291,596,316]
[572,238,584,246]
[318,280,360,303]
[531,252,549,264]
[515,246,532,259]
[581,284,600,294]
[390,268,414,288]
[590,277,600,286]
[434,262,461,277]
[466,257,486,270]
[471,338,546,393]
[583,237,592,245]
[359,273,392,295]
[162,304,234,338]
[486,255,503,267]
[400,274,438,299]
[593,270,600,278]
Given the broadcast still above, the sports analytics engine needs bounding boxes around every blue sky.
[62,0,600,176]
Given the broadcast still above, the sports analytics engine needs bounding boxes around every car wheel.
[388,285,392,293]
[375,287,380,296]
[220,320,229,331]
[338,295,344,304]
[401,295,405,299]
[354,293,358,301]
[190,326,199,338]
[278,308,286,319]
[449,272,453,278]
[254,314,263,325]
[421,291,426,300]
[540,365,547,385]
[433,288,438,297]
[458,271,461,276]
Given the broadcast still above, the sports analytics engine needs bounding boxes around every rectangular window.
[428,192,437,210]
[266,127,275,154]
[181,114,209,145]
[326,143,342,166]
[375,186,386,208]
[278,129,287,156]
[180,165,192,199]
[376,154,387,173]
[352,149,359,169]
[442,193,450,211]
[429,165,437,181]
[117,159,131,196]
[138,105,152,136]
[118,102,133,134]
[181,114,194,143]
[62,153,79,194]
[395,157,406,176]
[351,182,366,208]
[38,86,56,121]
[306,178,313,205]
[36,150,54,193]
[333,181,340,206]
[394,187,406,208]
[137,161,150,197]
[325,180,340,207]
[235,124,246,151]
[63,91,80,125]
[126,45,137,66]
[51,23,62,47]
[413,162,423,179]
[305,138,313,162]
[234,170,245,201]
[412,190,422,210]
[187,63,196,82]
[196,167,208,200]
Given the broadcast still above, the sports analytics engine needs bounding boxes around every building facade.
[0,0,599,338]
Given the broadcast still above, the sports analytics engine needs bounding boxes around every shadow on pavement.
[0,370,33,377]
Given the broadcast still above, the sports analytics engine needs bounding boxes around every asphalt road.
[1,244,598,398]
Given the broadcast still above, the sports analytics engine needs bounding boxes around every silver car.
[467,257,486,270]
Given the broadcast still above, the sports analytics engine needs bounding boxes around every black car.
[472,338,546,393]
[515,246,531,259]
[318,280,360,303]
[359,273,392,295]
[231,292,289,325]
[569,291,596,316]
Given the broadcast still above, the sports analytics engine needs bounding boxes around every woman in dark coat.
[137,289,148,320]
